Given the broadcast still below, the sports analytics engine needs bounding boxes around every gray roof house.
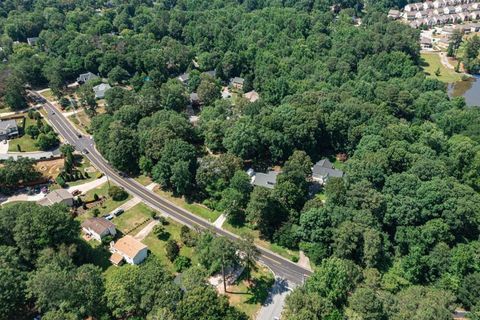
[93,83,112,99]
[247,168,279,189]
[82,217,116,242]
[312,159,344,185]
[230,77,245,89]
[77,72,98,84]
[27,37,39,46]
[0,119,19,140]
[178,72,190,84]
[202,70,217,78]
[38,189,74,207]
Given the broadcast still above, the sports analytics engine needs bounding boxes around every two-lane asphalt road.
[35,91,312,286]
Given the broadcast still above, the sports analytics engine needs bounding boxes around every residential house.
[77,72,98,84]
[244,90,260,103]
[423,1,434,9]
[110,235,148,265]
[388,9,401,19]
[444,6,456,14]
[421,37,433,48]
[0,119,19,140]
[405,3,420,11]
[415,11,427,19]
[434,0,448,8]
[221,86,232,99]
[311,159,344,185]
[82,217,116,241]
[93,83,111,99]
[27,37,39,46]
[190,92,200,107]
[247,169,278,189]
[404,11,418,20]
[202,70,217,78]
[178,72,190,85]
[38,189,74,207]
[230,77,245,90]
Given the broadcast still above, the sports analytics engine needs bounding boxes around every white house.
[110,235,148,265]
[82,217,116,241]
[38,189,74,207]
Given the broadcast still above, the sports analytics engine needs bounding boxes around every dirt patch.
[35,158,64,179]
[84,166,96,173]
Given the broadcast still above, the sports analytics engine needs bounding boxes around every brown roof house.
[82,217,116,242]
[38,189,74,207]
[110,235,148,266]
[244,90,260,103]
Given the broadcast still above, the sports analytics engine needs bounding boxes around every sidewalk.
[213,214,227,228]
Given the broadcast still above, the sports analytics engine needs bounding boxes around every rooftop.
[113,235,147,258]
[82,217,115,235]
[312,159,344,179]
[0,119,18,133]
[38,189,73,206]
[252,170,278,189]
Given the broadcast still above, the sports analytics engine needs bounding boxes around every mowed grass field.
[421,52,463,83]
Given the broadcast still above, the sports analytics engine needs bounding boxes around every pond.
[447,75,480,107]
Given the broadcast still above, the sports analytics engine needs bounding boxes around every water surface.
[448,75,480,107]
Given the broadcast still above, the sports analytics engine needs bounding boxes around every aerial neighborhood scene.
[0,0,480,319]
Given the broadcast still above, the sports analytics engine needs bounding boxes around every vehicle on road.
[78,134,82,138]
[82,148,89,155]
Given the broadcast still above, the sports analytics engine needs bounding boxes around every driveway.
[256,278,293,320]
[134,220,159,241]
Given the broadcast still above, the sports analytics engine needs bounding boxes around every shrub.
[180,225,196,247]
[108,186,128,201]
[55,175,66,187]
[158,216,169,225]
[92,208,100,217]
[174,256,191,272]
[153,224,169,240]
[93,193,99,201]
[165,240,180,262]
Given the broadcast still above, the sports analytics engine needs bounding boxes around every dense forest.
[1,0,480,319]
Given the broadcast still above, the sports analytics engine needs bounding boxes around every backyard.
[8,116,47,152]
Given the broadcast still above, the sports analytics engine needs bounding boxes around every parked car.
[112,208,124,217]
[104,214,114,220]
[72,189,82,196]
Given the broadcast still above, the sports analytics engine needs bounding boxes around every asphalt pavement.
[34,91,312,286]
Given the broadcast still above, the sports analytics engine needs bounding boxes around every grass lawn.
[8,116,48,152]
[76,182,132,222]
[421,52,463,83]
[226,265,275,319]
[142,217,196,273]
[223,222,299,262]
[68,109,91,135]
[67,156,100,187]
[134,175,153,186]
[113,203,153,235]
[83,238,112,271]
[154,188,221,222]
[40,89,56,101]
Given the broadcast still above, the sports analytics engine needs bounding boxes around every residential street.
[33,89,312,286]
[256,279,293,320]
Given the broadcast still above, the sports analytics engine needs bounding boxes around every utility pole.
[222,252,227,293]
[106,174,111,189]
